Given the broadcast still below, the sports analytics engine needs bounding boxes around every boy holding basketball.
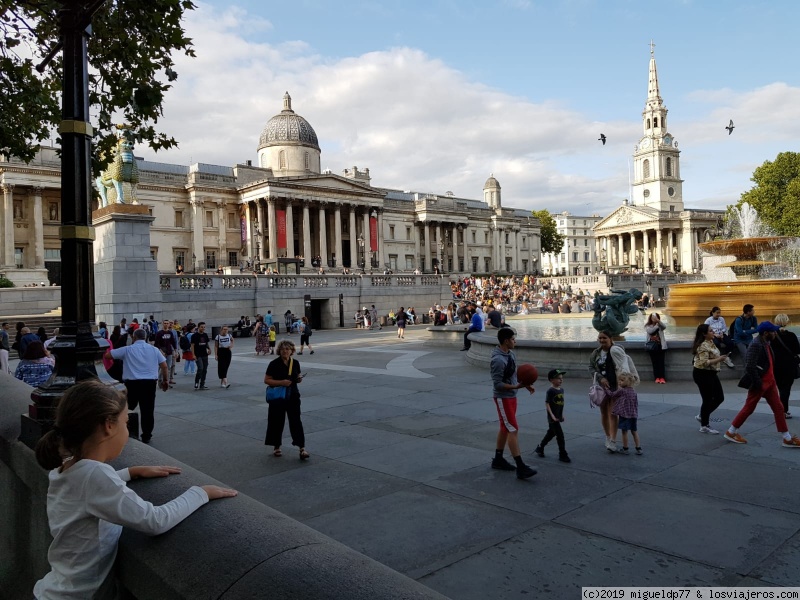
[535,369,571,463]
[490,328,537,479]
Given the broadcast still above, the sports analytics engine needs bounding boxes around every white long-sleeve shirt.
[34,460,208,599]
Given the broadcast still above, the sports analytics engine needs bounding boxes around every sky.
[138,0,800,217]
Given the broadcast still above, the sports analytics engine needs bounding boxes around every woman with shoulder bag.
[644,312,668,384]
[264,340,309,460]
[691,324,728,434]
[589,331,640,453]
[772,313,800,419]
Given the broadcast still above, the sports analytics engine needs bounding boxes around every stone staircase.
[2,309,63,360]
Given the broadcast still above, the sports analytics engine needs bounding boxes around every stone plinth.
[92,205,161,325]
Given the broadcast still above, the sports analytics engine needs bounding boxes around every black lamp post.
[191,253,196,275]
[357,233,365,269]
[21,0,111,448]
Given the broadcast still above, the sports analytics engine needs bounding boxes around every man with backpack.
[732,304,759,361]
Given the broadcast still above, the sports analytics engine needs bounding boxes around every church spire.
[283,91,293,112]
[642,41,667,135]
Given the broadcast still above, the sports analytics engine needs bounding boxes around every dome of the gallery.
[258,92,320,152]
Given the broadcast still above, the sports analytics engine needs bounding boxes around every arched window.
[260,154,267,168]
[491,192,495,203]
[304,152,309,170]
[279,150,286,169]
[666,157,672,176]
[647,118,651,129]
[653,117,658,127]
[643,159,650,179]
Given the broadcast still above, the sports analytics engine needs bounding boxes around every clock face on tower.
[663,135,673,146]
[640,138,651,149]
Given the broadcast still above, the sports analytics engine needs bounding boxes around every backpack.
[179,334,191,351]
[729,316,741,339]
[304,324,312,336]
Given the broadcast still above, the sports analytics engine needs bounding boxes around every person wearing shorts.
[490,328,537,479]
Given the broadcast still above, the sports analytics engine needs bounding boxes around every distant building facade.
[593,47,723,274]
[543,211,603,276]
[0,92,542,284]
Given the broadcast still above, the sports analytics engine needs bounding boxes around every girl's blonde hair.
[276,339,295,354]
[617,372,635,386]
[35,379,127,471]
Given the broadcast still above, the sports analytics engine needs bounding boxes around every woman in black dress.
[772,313,800,419]
[264,340,308,459]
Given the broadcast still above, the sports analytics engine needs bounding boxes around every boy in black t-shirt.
[191,322,211,390]
[535,369,571,463]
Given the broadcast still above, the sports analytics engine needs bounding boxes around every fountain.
[667,203,800,325]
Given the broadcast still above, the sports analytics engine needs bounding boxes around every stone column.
[452,225,459,272]
[414,223,421,270]
[334,204,343,268]
[348,208,357,268]
[285,201,294,258]
[256,199,266,262]
[642,229,650,271]
[267,198,278,260]
[656,229,663,271]
[629,232,637,269]
[514,229,521,272]
[435,222,442,271]
[318,204,328,266]
[461,225,468,272]
[617,235,624,270]
[362,209,370,266]
[424,222,431,272]
[216,200,227,266]
[377,210,385,268]
[667,229,674,271]
[492,226,499,272]
[191,198,204,272]
[2,184,14,268]
[302,201,312,262]
[32,187,45,268]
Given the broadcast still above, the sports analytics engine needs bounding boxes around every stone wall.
[0,286,60,318]
[0,373,445,599]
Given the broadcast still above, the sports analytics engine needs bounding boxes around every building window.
[643,189,650,198]
[560,253,566,261]
[205,210,213,228]
[654,117,658,127]
[174,210,184,228]
[522,259,528,272]
[405,255,415,269]
[472,230,476,243]
[668,186,675,197]
[389,254,398,270]
[14,247,23,267]
[174,250,185,270]
[504,233,508,244]
[147,206,153,216]
[304,152,309,170]
[484,257,491,272]
[584,239,588,246]
[522,236,527,249]
[584,252,590,261]
[389,225,395,239]
[572,252,578,262]
[472,257,479,272]
[583,230,587,236]
[205,250,216,269]
[48,203,59,221]
[45,249,61,260]
[666,157,672,176]
[150,248,157,261]
[643,159,650,179]
[279,150,286,169]
[647,118,651,129]
[406,227,411,240]
[228,251,238,267]
[484,232,489,244]
[228,212,237,229]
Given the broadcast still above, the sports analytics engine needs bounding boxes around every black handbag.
[645,332,661,352]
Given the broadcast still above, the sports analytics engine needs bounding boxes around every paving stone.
[307,424,408,458]
[366,412,481,437]
[420,522,731,599]
[305,486,542,578]
[307,401,422,425]
[556,484,800,571]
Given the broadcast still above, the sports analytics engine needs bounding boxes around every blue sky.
[143,0,800,215]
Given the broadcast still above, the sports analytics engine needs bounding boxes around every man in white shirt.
[106,329,168,443]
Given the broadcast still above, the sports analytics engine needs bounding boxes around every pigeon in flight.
[598,133,607,145]
[725,119,734,135]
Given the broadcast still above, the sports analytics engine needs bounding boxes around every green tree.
[1,0,196,166]
[531,209,566,255]
[739,152,800,236]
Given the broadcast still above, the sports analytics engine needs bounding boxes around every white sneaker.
[699,426,719,434]
[724,357,735,368]
[695,415,702,423]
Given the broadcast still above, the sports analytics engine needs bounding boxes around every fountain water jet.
[667,203,800,325]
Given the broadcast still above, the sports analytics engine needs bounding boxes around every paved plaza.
[18,324,800,596]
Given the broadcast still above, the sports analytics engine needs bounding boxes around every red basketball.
[517,363,538,386]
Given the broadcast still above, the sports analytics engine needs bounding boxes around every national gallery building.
[0,92,542,286]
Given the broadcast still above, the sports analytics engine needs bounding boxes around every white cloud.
[144,3,800,218]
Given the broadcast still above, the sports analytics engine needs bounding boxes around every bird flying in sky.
[725,119,734,135]
[598,133,606,145]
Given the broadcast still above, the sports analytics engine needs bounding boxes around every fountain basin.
[698,236,794,261]
[667,279,800,326]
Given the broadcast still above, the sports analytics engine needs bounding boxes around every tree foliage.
[0,0,196,167]
[531,210,566,256]
[738,152,800,237]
